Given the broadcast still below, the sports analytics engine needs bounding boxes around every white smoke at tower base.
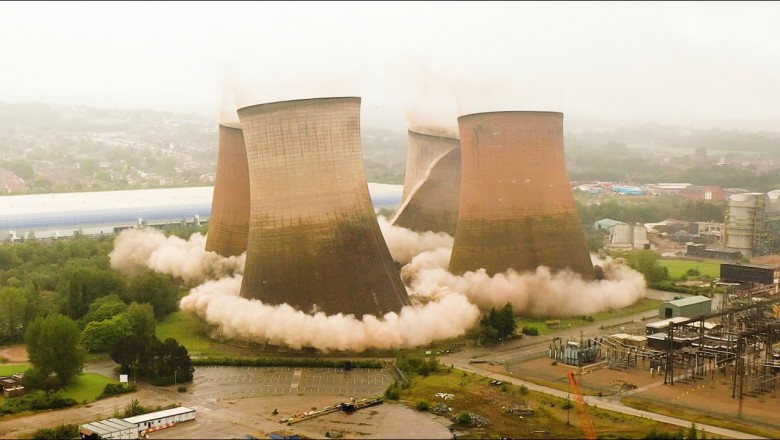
[402,250,647,317]
[179,275,479,352]
[109,223,647,351]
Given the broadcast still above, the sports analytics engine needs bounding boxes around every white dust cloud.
[110,222,646,351]
[179,275,479,352]
[109,228,244,285]
[402,251,647,317]
[377,216,453,265]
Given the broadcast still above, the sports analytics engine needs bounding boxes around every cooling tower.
[204,123,250,257]
[237,97,411,317]
[400,126,460,203]
[448,111,595,280]
[392,127,461,235]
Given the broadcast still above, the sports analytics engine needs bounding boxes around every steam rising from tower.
[204,123,250,257]
[393,127,461,236]
[237,97,411,317]
[449,111,594,280]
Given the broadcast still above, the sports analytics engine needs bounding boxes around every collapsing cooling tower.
[237,97,411,317]
[392,127,461,235]
[204,123,250,257]
[448,111,594,280]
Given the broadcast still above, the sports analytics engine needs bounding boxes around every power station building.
[722,190,780,258]
[236,97,411,317]
[448,111,594,279]
[392,126,461,235]
[204,123,250,257]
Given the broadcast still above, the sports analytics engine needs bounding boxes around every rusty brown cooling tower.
[448,111,594,280]
[204,123,250,257]
[237,97,411,317]
[400,126,460,203]
[392,127,461,235]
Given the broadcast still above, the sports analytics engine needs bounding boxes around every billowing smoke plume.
[109,228,244,285]
[179,275,479,352]
[402,250,646,316]
[110,222,646,351]
[377,216,453,265]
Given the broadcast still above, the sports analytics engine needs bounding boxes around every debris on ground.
[435,392,455,400]
[433,403,453,413]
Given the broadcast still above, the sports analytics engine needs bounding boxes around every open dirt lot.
[500,355,780,437]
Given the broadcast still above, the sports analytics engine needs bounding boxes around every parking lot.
[190,366,392,401]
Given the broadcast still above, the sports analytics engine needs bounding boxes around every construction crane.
[568,371,597,440]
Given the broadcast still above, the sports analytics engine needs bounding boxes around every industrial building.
[204,122,250,257]
[609,223,650,250]
[722,190,780,258]
[658,295,712,319]
[720,263,777,284]
[392,126,461,235]
[0,184,402,242]
[123,406,196,434]
[236,97,410,317]
[449,111,594,279]
[645,316,691,335]
[81,407,196,439]
[79,418,138,440]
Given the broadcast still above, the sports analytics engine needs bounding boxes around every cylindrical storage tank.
[400,126,460,203]
[392,127,461,235]
[204,123,250,257]
[449,111,594,279]
[767,190,780,214]
[237,97,411,317]
[610,224,632,245]
[723,192,766,258]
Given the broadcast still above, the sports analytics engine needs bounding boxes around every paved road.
[446,359,765,439]
[440,289,767,440]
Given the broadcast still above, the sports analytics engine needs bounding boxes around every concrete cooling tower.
[237,97,411,317]
[204,123,250,257]
[392,127,461,235]
[448,111,595,280]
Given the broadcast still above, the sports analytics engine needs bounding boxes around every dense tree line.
[0,234,183,344]
[0,231,197,390]
[576,196,727,225]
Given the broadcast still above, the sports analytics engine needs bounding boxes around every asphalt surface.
[440,289,767,440]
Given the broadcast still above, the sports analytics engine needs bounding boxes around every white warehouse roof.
[0,183,403,237]
[123,406,195,425]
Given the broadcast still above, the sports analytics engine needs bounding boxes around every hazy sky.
[1,1,779,130]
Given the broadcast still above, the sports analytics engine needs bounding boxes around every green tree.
[124,302,157,339]
[24,314,86,385]
[58,265,127,319]
[0,287,27,342]
[80,294,128,327]
[124,270,180,318]
[81,314,134,352]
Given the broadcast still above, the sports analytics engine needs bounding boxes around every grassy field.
[623,396,780,439]
[657,258,721,279]
[396,367,687,439]
[514,298,662,336]
[0,363,30,376]
[60,373,118,404]
[157,311,231,357]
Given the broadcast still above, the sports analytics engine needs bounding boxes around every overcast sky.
[1,1,779,131]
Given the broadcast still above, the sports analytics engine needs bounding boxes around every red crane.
[568,371,597,440]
